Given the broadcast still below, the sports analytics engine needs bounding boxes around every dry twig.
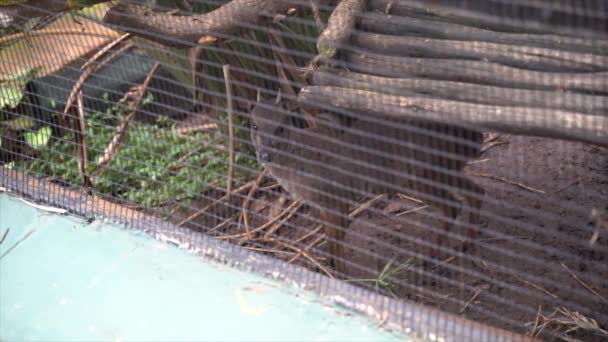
[511,272,559,299]
[289,195,383,264]
[554,175,590,193]
[471,173,545,194]
[177,180,254,227]
[561,263,608,304]
[396,205,428,217]
[263,201,304,237]
[74,91,92,189]
[263,237,334,278]
[288,234,324,264]
[459,284,489,314]
[533,306,608,340]
[217,197,299,239]
[222,64,236,198]
[94,63,160,172]
[63,42,133,117]
[81,33,131,70]
[241,169,269,239]
[528,305,543,337]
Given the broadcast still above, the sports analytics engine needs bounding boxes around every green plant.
[345,257,412,298]
[22,102,260,208]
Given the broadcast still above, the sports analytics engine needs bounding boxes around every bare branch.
[353,32,608,72]
[317,0,367,58]
[299,86,608,146]
[311,69,608,115]
[368,0,608,38]
[103,0,307,48]
[359,12,608,55]
[346,51,608,93]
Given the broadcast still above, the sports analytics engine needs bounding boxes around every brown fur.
[250,99,484,273]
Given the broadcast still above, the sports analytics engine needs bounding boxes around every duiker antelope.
[249,94,484,273]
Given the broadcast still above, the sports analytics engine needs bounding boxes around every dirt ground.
[172,134,607,341]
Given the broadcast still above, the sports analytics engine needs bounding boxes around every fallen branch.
[316,0,367,59]
[298,86,608,146]
[311,69,608,115]
[345,52,608,94]
[358,12,608,55]
[368,0,607,38]
[63,41,133,117]
[352,32,608,72]
[103,0,313,48]
[95,62,160,169]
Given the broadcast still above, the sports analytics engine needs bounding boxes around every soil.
[171,134,608,341]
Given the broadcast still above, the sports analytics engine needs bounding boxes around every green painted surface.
[0,194,404,341]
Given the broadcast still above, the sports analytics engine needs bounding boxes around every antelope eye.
[252,124,258,130]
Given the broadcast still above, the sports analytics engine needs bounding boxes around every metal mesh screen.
[1,0,607,340]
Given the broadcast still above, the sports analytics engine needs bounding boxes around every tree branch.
[358,12,608,55]
[368,0,607,38]
[298,86,608,146]
[316,0,366,58]
[352,32,608,72]
[345,51,608,93]
[311,70,608,115]
[103,0,309,48]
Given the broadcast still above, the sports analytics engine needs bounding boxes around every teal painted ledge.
[0,193,404,341]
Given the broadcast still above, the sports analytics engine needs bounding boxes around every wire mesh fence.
[1,0,607,340]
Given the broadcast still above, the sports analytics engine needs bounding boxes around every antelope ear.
[274,89,282,104]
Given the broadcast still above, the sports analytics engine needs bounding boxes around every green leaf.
[23,126,52,150]
[1,117,36,130]
[0,67,38,109]
[0,87,24,108]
